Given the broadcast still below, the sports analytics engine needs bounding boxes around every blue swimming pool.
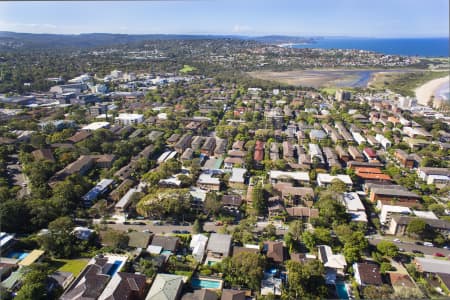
[191,278,221,289]
[336,282,349,300]
[107,260,122,276]
[5,251,29,260]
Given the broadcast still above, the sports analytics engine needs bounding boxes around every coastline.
[415,75,450,106]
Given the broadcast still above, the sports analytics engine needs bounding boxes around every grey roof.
[151,236,179,252]
[145,273,183,300]
[207,233,232,256]
[415,257,450,275]
[371,187,421,198]
[393,216,450,230]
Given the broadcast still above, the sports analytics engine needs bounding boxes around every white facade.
[317,174,352,187]
[82,122,110,131]
[375,134,391,149]
[379,204,412,225]
[115,113,144,125]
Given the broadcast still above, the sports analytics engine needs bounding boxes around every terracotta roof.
[355,262,383,286]
[264,241,285,263]
[389,273,415,288]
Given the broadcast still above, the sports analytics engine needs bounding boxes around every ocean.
[289,38,449,57]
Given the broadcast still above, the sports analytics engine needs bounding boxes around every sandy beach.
[415,75,450,106]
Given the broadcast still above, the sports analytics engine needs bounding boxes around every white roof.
[0,232,15,248]
[413,210,438,220]
[147,245,163,254]
[349,211,368,222]
[190,187,207,202]
[82,122,110,131]
[229,168,246,183]
[116,113,143,120]
[379,204,412,224]
[317,174,352,185]
[342,192,365,211]
[190,234,208,249]
[198,173,220,185]
[269,170,310,182]
[115,187,138,209]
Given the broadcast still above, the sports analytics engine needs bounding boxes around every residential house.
[82,178,114,207]
[417,167,450,189]
[414,257,450,275]
[318,245,347,284]
[229,168,247,189]
[167,133,181,146]
[322,147,342,170]
[150,236,180,253]
[355,167,391,183]
[282,141,294,161]
[341,192,367,222]
[197,173,221,191]
[309,143,325,165]
[263,241,285,264]
[181,148,194,162]
[191,136,206,151]
[49,155,96,187]
[379,204,412,226]
[375,134,391,149]
[369,187,421,207]
[353,262,383,286]
[205,234,232,263]
[394,149,415,168]
[201,137,216,157]
[174,134,193,154]
[99,272,147,300]
[182,290,218,300]
[115,113,144,126]
[232,140,245,151]
[214,138,228,157]
[309,129,327,141]
[316,174,353,189]
[388,216,450,237]
[221,289,246,300]
[362,148,377,162]
[273,183,314,206]
[128,232,152,249]
[269,142,279,161]
[335,145,350,162]
[67,131,92,144]
[348,146,364,162]
[285,206,319,223]
[31,148,55,162]
[145,274,184,300]
[254,141,265,163]
[190,234,208,262]
[269,170,310,185]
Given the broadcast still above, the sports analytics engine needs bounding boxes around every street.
[6,163,29,197]
[369,238,450,256]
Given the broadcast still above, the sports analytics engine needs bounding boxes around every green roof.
[1,267,26,290]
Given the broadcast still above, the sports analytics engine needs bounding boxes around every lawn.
[180,65,197,73]
[50,258,89,277]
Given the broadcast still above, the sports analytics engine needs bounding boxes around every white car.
[393,238,401,243]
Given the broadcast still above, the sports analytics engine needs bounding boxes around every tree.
[376,241,399,258]
[362,285,393,300]
[380,262,394,274]
[288,220,303,242]
[204,191,222,217]
[221,252,265,291]
[15,263,50,300]
[102,229,129,249]
[252,182,265,215]
[406,219,428,238]
[38,216,77,258]
[193,219,203,234]
[330,178,347,193]
[284,260,327,299]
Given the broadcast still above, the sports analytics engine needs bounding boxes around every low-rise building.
[353,262,383,287]
[341,192,367,222]
[316,174,352,188]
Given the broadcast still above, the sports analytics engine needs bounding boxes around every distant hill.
[0,31,318,49]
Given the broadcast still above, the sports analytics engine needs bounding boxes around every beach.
[415,75,450,106]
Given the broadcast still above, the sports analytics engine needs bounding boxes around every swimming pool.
[5,251,29,260]
[107,260,123,276]
[191,278,222,289]
[336,282,349,300]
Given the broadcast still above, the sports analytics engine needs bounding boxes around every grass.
[180,64,197,74]
[50,258,89,277]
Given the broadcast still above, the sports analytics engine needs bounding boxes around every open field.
[180,64,197,73]
[248,69,418,89]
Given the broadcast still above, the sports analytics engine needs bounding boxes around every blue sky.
[0,0,448,37]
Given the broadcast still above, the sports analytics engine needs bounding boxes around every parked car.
[393,239,401,243]
[180,230,190,234]
[415,241,423,245]
[133,222,146,226]
[172,230,181,234]
[434,252,445,257]
[424,242,434,247]
[107,221,116,224]
[123,221,130,225]
[412,250,423,254]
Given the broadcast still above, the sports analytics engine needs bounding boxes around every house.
[128,231,152,249]
[269,142,279,161]
[31,149,55,162]
[318,245,347,284]
[322,147,342,169]
[353,262,383,286]
[82,179,114,207]
[379,204,412,225]
[174,134,193,154]
[394,149,415,169]
[417,167,450,189]
[49,155,96,186]
[190,234,208,262]
[369,187,421,207]
[221,289,246,300]
[352,132,366,145]
[99,272,147,300]
[201,137,216,156]
[388,216,450,237]
[269,170,310,185]
[341,192,367,222]
[197,173,221,191]
[167,134,181,146]
[151,236,180,253]
[145,273,184,300]
[335,145,350,162]
[309,129,327,141]
[254,141,265,163]
[263,241,285,263]
[0,232,15,252]
[232,140,245,151]
[375,134,391,149]
[115,186,139,216]
[182,289,218,300]
[285,207,319,222]
[82,122,110,131]
[222,195,243,208]
[67,131,92,144]
[115,113,144,126]
[148,130,164,142]
[355,167,391,183]
[61,255,127,300]
[273,183,314,206]
[316,174,352,188]
[229,168,246,189]
[214,138,228,157]
[181,148,194,162]
[282,141,294,160]
[362,148,377,161]
[191,136,206,151]
[47,271,74,292]
[389,273,422,298]
[206,234,232,260]
[309,143,325,165]
[348,146,364,162]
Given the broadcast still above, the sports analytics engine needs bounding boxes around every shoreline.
[415,75,450,106]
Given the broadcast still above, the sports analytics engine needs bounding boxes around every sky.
[0,0,448,37]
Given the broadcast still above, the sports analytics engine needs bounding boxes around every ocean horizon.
[288,37,449,57]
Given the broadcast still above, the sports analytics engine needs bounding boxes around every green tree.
[38,216,77,258]
[204,191,222,217]
[284,260,327,299]
[330,178,348,193]
[15,264,50,300]
[376,241,399,258]
[102,229,129,249]
[406,219,428,239]
[221,252,265,291]
[252,182,266,215]
[193,219,203,234]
